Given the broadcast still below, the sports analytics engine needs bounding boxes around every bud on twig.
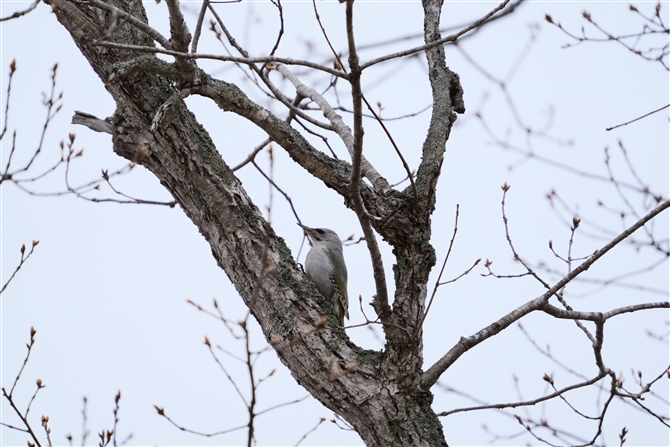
[619,426,628,445]
[572,217,581,229]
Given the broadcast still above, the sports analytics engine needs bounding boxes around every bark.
[44,0,464,444]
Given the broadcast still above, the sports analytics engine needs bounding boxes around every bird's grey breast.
[305,245,334,298]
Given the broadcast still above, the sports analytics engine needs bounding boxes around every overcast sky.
[2,1,668,446]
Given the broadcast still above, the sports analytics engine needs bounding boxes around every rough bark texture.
[45,0,464,444]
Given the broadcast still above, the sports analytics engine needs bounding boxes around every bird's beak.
[297,223,315,244]
[297,223,310,232]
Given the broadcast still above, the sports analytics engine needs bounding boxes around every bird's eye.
[316,229,325,235]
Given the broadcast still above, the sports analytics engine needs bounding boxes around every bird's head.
[298,224,342,249]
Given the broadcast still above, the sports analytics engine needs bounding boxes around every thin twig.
[344,0,390,321]
[1,241,39,294]
[294,417,325,447]
[0,0,39,22]
[423,197,670,388]
[360,0,513,70]
[607,103,670,131]
[190,0,210,54]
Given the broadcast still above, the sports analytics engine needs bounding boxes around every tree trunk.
[45,0,463,444]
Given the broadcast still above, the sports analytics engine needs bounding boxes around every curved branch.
[195,77,350,197]
[360,0,512,70]
[543,301,670,321]
[437,372,606,417]
[268,62,389,193]
[422,197,670,388]
[0,0,39,22]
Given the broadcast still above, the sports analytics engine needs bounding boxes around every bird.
[298,224,349,326]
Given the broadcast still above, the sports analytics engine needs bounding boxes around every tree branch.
[345,0,390,319]
[0,0,39,22]
[361,0,512,70]
[422,197,670,388]
[415,0,465,208]
[267,63,389,192]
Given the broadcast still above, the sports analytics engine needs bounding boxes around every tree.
[2,1,668,446]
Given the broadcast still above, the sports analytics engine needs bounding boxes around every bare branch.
[607,103,670,131]
[543,301,669,322]
[345,0,390,320]
[267,62,389,192]
[294,417,325,447]
[86,40,347,78]
[2,327,43,447]
[0,0,39,22]
[423,197,670,388]
[361,0,513,70]
[0,241,39,294]
[154,405,247,437]
[417,205,480,333]
[310,0,415,200]
[437,372,606,417]
[190,0,209,54]
[0,59,17,141]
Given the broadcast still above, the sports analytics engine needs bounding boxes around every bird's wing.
[332,275,349,322]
